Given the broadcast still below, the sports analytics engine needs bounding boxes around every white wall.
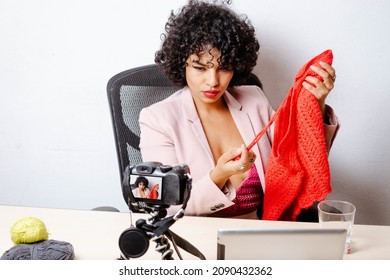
[1,0,389,225]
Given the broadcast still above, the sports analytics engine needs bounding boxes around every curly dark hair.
[134,176,149,189]
[155,0,260,87]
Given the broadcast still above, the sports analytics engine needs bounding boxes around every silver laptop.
[217,228,347,260]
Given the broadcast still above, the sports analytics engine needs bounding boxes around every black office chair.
[93,65,178,212]
[106,64,180,184]
[106,64,263,185]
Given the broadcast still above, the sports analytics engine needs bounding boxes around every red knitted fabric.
[262,49,333,221]
[149,184,159,199]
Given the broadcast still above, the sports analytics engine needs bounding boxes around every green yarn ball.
[10,217,49,244]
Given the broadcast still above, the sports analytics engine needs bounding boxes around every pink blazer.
[139,86,339,216]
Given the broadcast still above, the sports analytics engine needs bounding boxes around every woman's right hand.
[210,144,256,189]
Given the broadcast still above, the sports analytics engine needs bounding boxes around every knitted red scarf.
[261,50,333,221]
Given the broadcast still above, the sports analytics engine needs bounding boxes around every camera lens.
[118,227,150,258]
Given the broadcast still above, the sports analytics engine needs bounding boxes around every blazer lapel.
[225,90,266,191]
[180,87,215,164]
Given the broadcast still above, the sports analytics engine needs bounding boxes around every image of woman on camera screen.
[139,0,339,219]
[132,176,150,199]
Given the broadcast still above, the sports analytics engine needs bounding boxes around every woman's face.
[138,181,145,190]
[185,48,233,106]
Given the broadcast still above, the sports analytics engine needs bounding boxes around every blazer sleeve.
[323,105,340,152]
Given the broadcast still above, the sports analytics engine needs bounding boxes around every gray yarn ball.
[1,239,74,260]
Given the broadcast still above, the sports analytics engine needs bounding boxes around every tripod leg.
[151,235,174,260]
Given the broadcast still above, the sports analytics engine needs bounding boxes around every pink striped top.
[211,165,263,217]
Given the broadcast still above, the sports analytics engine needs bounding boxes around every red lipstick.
[202,90,219,98]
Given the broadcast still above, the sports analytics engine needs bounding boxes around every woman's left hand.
[302,62,336,116]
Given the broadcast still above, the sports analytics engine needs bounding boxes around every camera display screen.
[130,175,163,201]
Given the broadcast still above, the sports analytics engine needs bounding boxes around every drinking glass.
[318,200,356,254]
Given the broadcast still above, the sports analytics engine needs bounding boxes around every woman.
[132,176,150,199]
[139,0,339,219]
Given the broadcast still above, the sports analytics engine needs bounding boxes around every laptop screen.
[217,228,347,260]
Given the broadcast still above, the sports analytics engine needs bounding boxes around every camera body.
[122,161,191,212]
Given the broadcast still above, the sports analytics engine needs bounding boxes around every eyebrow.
[191,59,208,67]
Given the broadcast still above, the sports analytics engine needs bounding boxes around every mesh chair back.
[107,64,180,182]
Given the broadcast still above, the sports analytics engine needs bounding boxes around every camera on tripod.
[121,161,191,214]
[119,161,200,260]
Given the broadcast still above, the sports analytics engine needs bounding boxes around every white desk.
[1,205,389,260]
